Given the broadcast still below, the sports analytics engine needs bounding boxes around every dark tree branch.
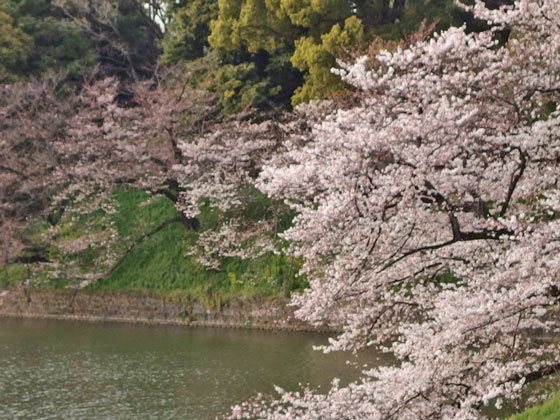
[504,362,560,387]
[377,215,513,274]
[0,165,26,177]
[500,148,527,217]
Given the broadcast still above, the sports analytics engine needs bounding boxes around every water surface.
[0,318,385,419]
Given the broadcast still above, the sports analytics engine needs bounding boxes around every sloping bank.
[0,287,335,332]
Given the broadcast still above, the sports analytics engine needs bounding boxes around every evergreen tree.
[0,10,33,82]
[0,0,95,80]
[209,0,463,106]
[160,0,217,63]
[0,0,162,83]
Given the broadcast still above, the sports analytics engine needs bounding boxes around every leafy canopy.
[209,0,462,106]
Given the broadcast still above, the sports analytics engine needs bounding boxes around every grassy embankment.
[508,394,560,420]
[0,188,305,307]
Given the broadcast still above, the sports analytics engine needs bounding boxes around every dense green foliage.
[158,0,468,112]
[158,0,513,112]
[160,0,217,63]
[161,0,302,114]
[0,10,32,82]
[0,0,95,80]
[1,0,508,110]
[207,0,463,107]
[209,49,302,115]
[0,0,161,81]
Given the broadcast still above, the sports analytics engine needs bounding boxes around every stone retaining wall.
[0,288,335,332]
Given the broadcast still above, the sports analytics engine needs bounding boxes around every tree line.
[1,0,506,112]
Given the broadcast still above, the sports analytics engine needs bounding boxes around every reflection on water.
[0,318,387,420]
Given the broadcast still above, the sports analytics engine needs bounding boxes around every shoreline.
[0,311,335,333]
[0,288,338,333]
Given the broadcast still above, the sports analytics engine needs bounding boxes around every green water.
[0,318,386,419]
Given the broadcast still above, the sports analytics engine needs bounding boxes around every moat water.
[0,318,387,419]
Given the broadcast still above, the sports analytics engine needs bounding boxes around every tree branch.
[0,164,26,177]
[499,148,527,218]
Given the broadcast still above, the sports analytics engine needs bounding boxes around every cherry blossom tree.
[44,76,182,285]
[174,114,304,269]
[0,74,72,264]
[227,0,560,418]
[0,70,210,285]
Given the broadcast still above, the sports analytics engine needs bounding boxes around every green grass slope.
[1,188,305,307]
[509,394,560,420]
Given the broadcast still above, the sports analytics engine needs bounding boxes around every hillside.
[1,188,304,306]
